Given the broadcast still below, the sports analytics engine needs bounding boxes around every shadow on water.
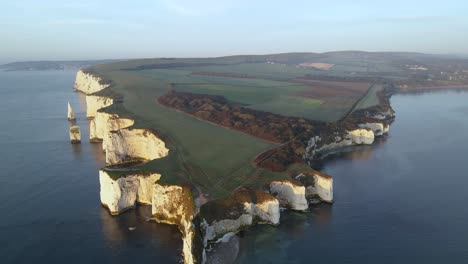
[70,143,83,159]
[100,204,182,260]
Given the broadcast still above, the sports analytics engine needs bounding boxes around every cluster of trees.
[158,91,325,144]
[158,90,386,172]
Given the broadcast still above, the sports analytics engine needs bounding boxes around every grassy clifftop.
[84,52,468,198]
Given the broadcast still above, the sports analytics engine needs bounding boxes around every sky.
[1,0,468,63]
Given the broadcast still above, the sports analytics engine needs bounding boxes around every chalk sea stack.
[67,102,76,121]
[69,126,81,144]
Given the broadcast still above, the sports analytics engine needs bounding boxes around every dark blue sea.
[0,70,467,263]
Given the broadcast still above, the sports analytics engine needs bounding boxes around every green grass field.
[87,53,392,197]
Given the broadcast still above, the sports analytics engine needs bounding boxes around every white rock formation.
[268,180,308,211]
[90,111,134,143]
[74,70,110,95]
[99,170,161,215]
[314,174,333,203]
[306,128,375,160]
[152,184,201,264]
[104,128,169,165]
[67,102,76,121]
[294,171,334,203]
[86,95,113,118]
[201,188,280,243]
[359,122,385,136]
[69,126,81,144]
[348,129,374,144]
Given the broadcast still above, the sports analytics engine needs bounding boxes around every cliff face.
[200,187,280,243]
[74,70,110,95]
[99,170,202,263]
[86,95,113,118]
[305,128,374,161]
[104,128,169,165]
[90,111,134,144]
[304,99,395,162]
[358,122,385,136]
[99,170,161,215]
[151,184,204,264]
[267,180,308,211]
[294,171,334,203]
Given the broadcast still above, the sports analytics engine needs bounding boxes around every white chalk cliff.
[86,95,114,118]
[99,171,203,263]
[99,170,161,215]
[305,128,375,160]
[104,128,169,165]
[152,184,202,264]
[74,70,110,95]
[268,180,308,211]
[90,111,134,144]
[314,174,333,203]
[201,188,280,243]
[67,102,76,121]
[295,171,334,203]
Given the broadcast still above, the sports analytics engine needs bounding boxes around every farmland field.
[84,52,426,197]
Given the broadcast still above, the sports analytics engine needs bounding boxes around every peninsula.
[73,51,468,263]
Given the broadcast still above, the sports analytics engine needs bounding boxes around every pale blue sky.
[1,0,468,63]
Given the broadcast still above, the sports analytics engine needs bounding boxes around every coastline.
[72,68,398,263]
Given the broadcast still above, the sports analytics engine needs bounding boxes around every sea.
[0,70,467,263]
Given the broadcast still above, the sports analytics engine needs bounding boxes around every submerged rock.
[69,126,81,144]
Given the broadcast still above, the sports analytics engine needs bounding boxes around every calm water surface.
[236,91,468,263]
[0,71,181,263]
[1,71,467,263]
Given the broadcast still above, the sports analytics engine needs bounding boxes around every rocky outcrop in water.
[69,126,81,144]
[67,102,76,121]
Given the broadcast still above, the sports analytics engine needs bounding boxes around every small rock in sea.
[128,226,136,231]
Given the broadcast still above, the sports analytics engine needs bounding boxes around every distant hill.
[0,59,124,71]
